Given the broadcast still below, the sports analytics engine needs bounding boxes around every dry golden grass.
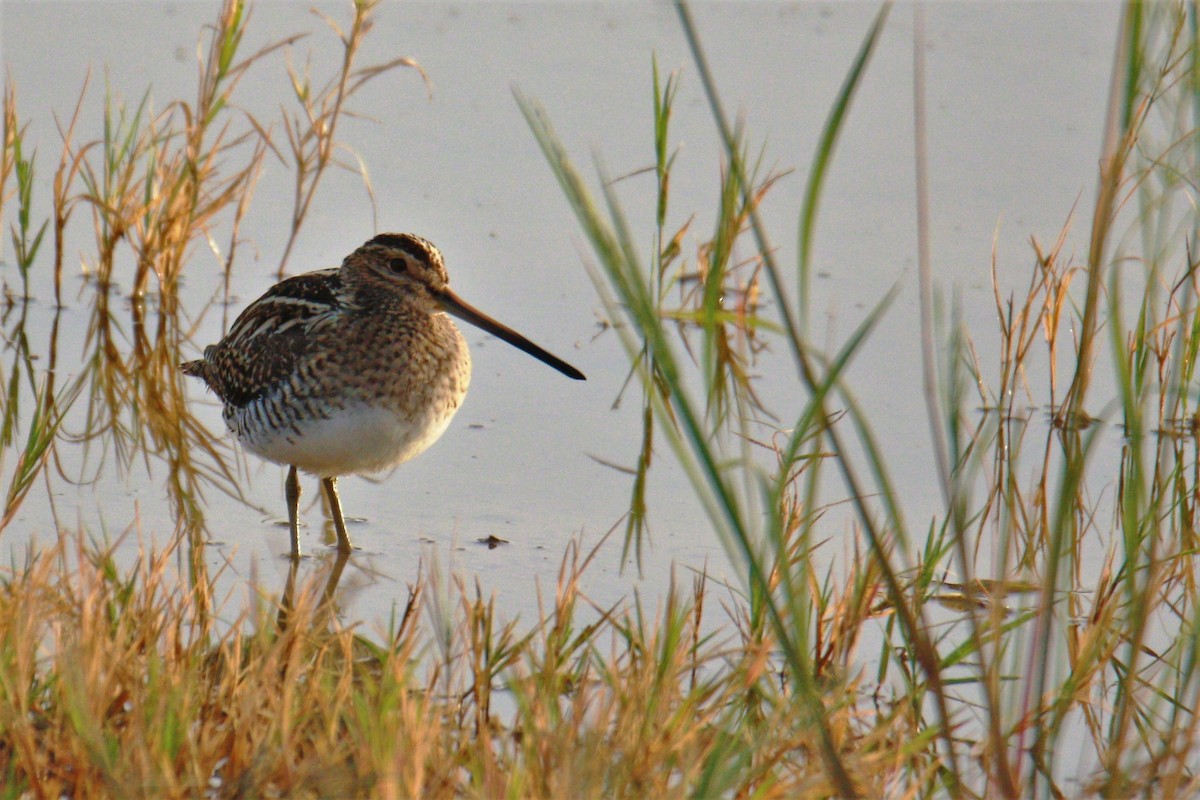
[0,528,911,799]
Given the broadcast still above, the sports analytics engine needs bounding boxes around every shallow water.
[0,2,1121,630]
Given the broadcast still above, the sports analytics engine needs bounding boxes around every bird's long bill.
[438,289,586,381]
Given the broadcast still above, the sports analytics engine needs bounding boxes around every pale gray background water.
[0,2,1120,626]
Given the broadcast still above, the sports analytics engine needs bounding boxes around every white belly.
[235,400,458,478]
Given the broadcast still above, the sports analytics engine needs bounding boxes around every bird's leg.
[286,465,302,559]
[322,476,353,553]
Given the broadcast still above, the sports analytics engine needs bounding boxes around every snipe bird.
[182,233,585,558]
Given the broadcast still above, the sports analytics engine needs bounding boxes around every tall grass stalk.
[520,1,1200,796]
[275,0,428,275]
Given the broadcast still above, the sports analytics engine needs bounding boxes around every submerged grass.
[1,0,1199,797]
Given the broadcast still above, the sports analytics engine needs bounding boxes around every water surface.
[0,2,1121,625]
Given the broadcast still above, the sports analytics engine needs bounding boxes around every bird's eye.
[388,257,408,274]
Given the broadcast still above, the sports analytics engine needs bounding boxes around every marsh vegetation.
[1,1,1198,797]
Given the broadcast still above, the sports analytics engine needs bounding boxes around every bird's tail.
[180,359,208,380]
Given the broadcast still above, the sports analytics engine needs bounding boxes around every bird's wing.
[199,268,345,408]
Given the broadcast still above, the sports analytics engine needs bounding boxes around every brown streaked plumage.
[183,233,585,558]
